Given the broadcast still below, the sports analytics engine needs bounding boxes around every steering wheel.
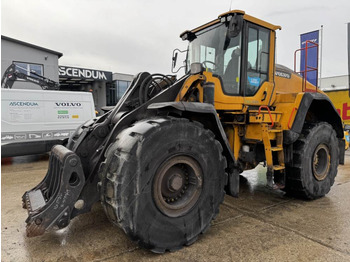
[202,60,216,71]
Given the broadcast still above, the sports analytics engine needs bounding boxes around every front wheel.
[284,122,339,199]
[99,117,227,252]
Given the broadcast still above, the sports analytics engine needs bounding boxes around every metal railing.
[294,40,319,92]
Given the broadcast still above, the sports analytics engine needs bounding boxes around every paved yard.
[2,151,350,261]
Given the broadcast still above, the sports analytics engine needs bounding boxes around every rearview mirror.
[171,49,187,73]
[172,52,178,69]
[227,14,243,38]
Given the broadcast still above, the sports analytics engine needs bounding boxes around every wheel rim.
[153,155,203,217]
[312,144,330,181]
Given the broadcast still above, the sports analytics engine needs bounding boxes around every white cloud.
[2,0,350,77]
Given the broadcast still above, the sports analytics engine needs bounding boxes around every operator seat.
[222,48,240,94]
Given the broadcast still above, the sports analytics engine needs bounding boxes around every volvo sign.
[59,66,112,81]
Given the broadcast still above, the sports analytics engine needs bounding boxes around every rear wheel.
[284,122,339,199]
[99,117,227,252]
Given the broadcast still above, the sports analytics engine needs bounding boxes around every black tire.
[284,122,339,199]
[99,117,227,252]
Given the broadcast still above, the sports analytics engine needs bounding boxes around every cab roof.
[180,10,281,39]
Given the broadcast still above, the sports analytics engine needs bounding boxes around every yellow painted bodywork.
[177,10,334,171]
[176,69,313,150]
[177,66,314,138]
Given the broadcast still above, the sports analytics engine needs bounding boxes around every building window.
[107,80,131,106]
[13,62,43,77]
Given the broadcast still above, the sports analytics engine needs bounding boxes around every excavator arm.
[1,63,60,90]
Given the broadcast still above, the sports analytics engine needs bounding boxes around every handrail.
[258,105,274,128]
[294,40,319,92]
[288,107,297,129]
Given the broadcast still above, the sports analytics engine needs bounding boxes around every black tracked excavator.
[1,63,60,90]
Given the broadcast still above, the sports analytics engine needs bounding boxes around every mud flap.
[22,145,85,237]
[226,169,239,197]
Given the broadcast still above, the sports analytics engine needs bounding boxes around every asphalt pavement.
[2,151,350,262]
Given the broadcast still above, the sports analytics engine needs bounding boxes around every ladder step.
[273,165,285,171]
[268,129,283,133]
[250,110,283,115]
[271,147,283,152]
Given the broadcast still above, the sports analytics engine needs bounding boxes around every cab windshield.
[186,23,242,95]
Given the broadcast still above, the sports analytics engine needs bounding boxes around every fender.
[287,92,345,165]
[147,101,235,169]
[285,92,344,144]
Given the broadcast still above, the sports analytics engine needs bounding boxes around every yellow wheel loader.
[22,10,345,252]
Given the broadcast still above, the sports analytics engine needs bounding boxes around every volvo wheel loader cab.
[22,10,345,253]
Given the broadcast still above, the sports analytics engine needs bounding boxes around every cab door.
[242,22,275,106]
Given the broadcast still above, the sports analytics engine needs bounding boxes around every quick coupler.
[22,145,85,237]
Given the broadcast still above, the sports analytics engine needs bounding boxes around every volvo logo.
[55,102,82,107]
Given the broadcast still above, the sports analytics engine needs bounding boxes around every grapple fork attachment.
[22,145,85,237]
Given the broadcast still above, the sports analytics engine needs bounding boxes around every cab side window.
[246,26,270,96]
